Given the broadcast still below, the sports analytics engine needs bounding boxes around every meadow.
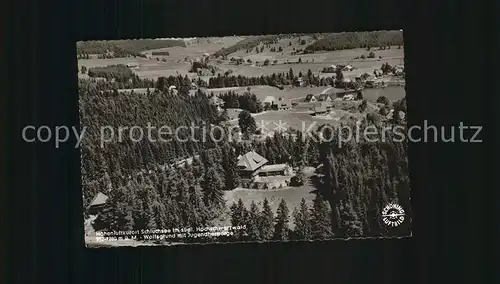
[221,167,319,228]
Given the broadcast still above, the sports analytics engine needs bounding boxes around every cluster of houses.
[321,64,354,73]
[207,94,292,113]
[263,96,292,111]
[305,90,360,104]
[313,102,334,116]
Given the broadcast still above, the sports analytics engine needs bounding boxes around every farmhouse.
[295,77,306,87]
[343,65,353,71]
[386,109,406,121]
[314,106,328,115]
[86,192,109,215]
[263,96,277,106]
[305,94,318,102]
[318,94,332,102]
[237,151,269,179]
[322,65,337,73]
[275,100,291,111]
[197,68,212,76]
[335,89,360,99]
[237,151,295,189]
[209,95,223,111]
[343,94,355,101]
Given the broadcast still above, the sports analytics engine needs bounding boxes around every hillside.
[214,35,280,57]
[76,39,187,56]
[304,30,403,52]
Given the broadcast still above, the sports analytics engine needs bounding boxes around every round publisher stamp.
[382,203,405,227]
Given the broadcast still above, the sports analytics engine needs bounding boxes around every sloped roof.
[305,94,316,100]
[260,164,288,172]
[237,151,268,171]
[209,96,223,104]
[263,96,277,103]
[318,94,330,100]
[88,192,109,208]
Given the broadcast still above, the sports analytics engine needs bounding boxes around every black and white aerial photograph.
[78,30,412,247]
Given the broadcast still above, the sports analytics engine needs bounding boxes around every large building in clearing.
[237,151,268,179]
[237,151,294,189]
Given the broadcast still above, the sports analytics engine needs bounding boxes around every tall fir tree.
[221,145,240,191]
[292,198,312,240]
[201,167,225,208]
[259,198,275,240]
[246,201,262,241]
[230,199,248,240]
[273,199,290,241]
[310,194,333,240]
[338,200,364,237]
[187,186,208,229]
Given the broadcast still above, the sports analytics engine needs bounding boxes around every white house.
[343,65,353,71]
[263,96,277,106]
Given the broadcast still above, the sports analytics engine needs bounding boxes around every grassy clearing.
[223,176,318,228]
[229,109,349,131]
[362,86,406,102]
[214,35,280,57]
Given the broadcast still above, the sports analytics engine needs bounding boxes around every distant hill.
[304,30,403,52]
[214,35,280,57]
[76,39,187,56]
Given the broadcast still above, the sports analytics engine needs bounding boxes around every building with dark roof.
[318,94,332,102]
[314,106,328,115]
[237,151,269,179]
[86,192,109,215]
[305,94,317,102]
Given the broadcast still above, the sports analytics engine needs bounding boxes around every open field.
[228,108,356,131]
[144,37,244,60]
[362,86,406,102]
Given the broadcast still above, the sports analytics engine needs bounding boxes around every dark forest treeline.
[82,63,356,91]
[213,31,403,58]
[217,91,263,113]
[76,39,186,58]
[207,70,332,88]
[304,30,403,52]
[214,35,280,57]
[151,51,170,56]
[87,65,135,82]
[78,77,156,90]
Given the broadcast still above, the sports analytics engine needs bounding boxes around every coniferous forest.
[80,71,411,245]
